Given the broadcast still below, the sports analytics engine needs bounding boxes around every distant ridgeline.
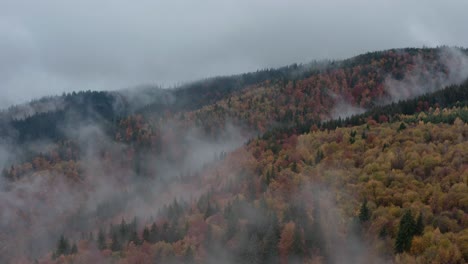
[0,91,124,142]
[0,63,322,143]
[1,47,467,144]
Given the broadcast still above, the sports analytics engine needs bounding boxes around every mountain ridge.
[0,47,467,263]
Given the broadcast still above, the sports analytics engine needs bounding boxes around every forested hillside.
[0,47,467,264]
[34,95,468,264]
[3,47,467,143]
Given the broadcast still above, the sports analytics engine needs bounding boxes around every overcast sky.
[1,0,467,108]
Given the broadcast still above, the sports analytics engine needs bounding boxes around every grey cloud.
[0,110,250,260]
[1,0,468,108]
[384,47,468,103]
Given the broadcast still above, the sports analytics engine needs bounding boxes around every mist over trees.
[0,47,467,263]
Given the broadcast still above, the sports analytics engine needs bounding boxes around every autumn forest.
[0,47,467,264]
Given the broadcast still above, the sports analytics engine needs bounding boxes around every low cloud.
[0,103,249,261]
[383,47,468,102]
[1,1,468,108]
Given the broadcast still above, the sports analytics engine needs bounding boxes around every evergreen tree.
[130,217,138,233]
[149,222,159,243]
[291,161,298,173]
[359,199,370,223]
[398,122,407,132]
[111,233,122,252]
[97,229,107,250]
[361,130,367,139]
[108,223,115,238]
[265,170,272,186]
[119,218,128,241]
[270,166,276,179]
[379,226,388,239]
[129,230,141,245]
[315,149,324,163]
[290,225,305,263]
[70,243,78,254]
[161,222,171,242]
[349,130,357,144]
[204,202,215,219]
[142,226,150,242]
[414,213,424,236]
[55,235,70,257]
[395,210,416,253]
[262,216,280,264]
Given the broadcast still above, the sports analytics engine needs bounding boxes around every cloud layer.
[1,0,468,107]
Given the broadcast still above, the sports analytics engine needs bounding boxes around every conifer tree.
[119,218,128,241]
[204,202,214,219]
[142,226,150,242]
[149,222,159,243]
[70,243,78,254]
[315,149,324,163]
[262,213,280,263]
[291,161,298,173]
[290,225,305,262]
[359,199,370,223]
[265,170,271,185]
[379,226,388,238]
[56,235,70,257]
[111,233,122,252]
[398,122,407,131]
[130,217,138,233]
[395,210,415,253]
[129,230,141,245]
[97,229,107,250]
[414,213,424,236]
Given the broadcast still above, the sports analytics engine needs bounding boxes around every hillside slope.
[34,100,468,264]
[0,47,467,263]
[2,47,467,144]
